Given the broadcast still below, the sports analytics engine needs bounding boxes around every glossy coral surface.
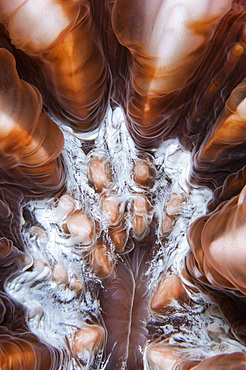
[0,1,245,369]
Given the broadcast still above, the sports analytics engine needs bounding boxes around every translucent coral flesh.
[0,1,245,369]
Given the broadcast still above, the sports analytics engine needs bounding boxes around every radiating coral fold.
[0,48,65,195]
[187,184,246,295]
[0,0,110,132]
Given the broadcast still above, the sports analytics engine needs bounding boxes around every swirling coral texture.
[0,0,245,369]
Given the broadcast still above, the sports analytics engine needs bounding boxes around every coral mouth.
[0,0,245,369]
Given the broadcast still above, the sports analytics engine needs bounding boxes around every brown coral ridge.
[0,47,65,265]
[0,0,110,132]
[0,331,61,370]
[185,184,246,346]
[0,48,65,196]
[186,1,246,139]
[190,81,246,189]
[187,184,246,296]
[208,164,246,212]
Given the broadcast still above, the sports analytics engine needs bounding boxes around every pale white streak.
[144,0,233,60]
[2,0,80,54]
[140,0,233,93]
